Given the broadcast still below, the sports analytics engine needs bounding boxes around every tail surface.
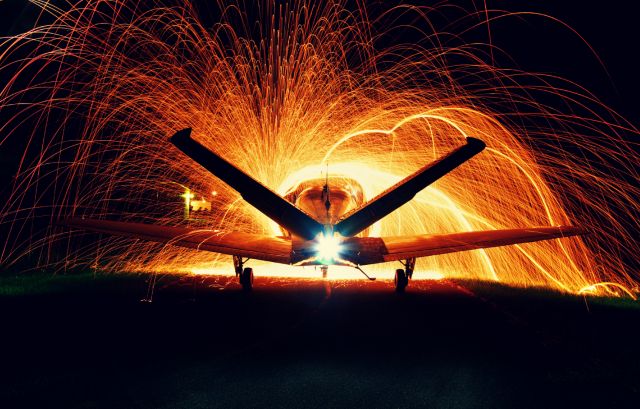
[335,137,486,237]
[170,128,323,240]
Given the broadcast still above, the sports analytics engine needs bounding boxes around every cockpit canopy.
[282,177,369,237]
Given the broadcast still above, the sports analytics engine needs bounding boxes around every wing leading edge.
[343,225,587,265]
[64,219,585,268]
[64,218,292,264]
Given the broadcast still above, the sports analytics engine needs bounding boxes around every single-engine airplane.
[65,128,585,291]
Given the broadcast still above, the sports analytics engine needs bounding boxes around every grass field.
[1,270,639,408]
[2,270,637,308]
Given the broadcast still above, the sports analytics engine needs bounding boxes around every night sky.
[1,0,638,150]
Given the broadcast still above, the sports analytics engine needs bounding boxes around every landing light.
[315,233,343,264]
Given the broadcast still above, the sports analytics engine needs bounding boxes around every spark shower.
[0,0,638,296]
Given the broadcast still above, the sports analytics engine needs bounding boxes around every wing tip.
[558,225,589,236]
[169,127,192,145]
[465,136,486,151]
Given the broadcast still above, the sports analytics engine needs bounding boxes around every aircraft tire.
[240,267,254,291]
[395,269,408,293]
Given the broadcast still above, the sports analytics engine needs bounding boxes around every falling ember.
[0,1,638,297]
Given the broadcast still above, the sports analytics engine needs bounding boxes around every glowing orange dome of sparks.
[0,1,638,297]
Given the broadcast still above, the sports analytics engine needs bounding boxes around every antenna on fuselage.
[323,162,331,215]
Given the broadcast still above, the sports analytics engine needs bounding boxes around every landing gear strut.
[394,258,416,293]
[233,255,253,291]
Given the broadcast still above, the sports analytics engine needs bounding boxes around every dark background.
[2,0,637,120]
[1,0,639,117]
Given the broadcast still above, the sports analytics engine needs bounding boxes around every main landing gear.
[394,258,416,293]
[233,255,253,291]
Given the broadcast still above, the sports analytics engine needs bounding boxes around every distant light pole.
[181,187,194,220]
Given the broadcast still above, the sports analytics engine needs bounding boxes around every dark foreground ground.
[1,273,639,409]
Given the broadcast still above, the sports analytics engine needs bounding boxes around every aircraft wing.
[64,218,292,264]
[345,226,586,265]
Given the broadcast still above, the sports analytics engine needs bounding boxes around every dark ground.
[1,273,639,409]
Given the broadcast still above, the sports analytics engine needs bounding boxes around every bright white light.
[315,233,343,264]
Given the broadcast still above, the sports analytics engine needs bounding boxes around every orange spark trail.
[0,1,638,297]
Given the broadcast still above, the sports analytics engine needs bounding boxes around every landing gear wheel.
[240,267,254,291]
[394,269,408,293]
